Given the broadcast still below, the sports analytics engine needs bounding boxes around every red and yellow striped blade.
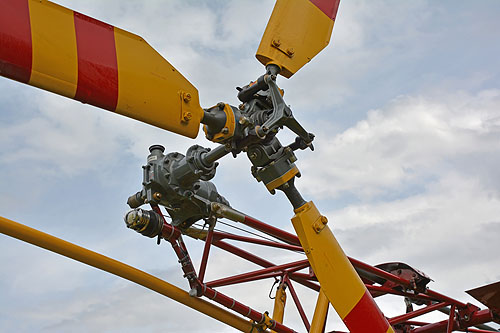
[0,0,203,138]
[256,0,341,78]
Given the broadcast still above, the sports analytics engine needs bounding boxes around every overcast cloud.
[1,1,500,332]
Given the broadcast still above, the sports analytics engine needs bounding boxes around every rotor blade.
[256,0,341,78]
[0,215,254,332]
[0,0,202,138]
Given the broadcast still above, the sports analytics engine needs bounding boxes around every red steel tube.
[411,309,495,333]
[169,238,199,291]
[284,275,310,331]
[402,321,429,326]
[212,239,320,291]
[349,257,410,287]
[213,239,274,267]
[215,205,475,312]
[446,305,456,333]
[198,226,214,283]
[212,231,304,252]
[366,285,434,302]
[206,259,309,288]
[425,289,466,308]
[151,205,183,241]
[200,284,296,333]
[243,215,301,246]
[389,302,449,325]
[462,309,496,328]
[211,271,285,286]
[211,269,316,287]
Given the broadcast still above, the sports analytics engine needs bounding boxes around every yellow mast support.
[309,290,329,333]
[271,282,287,332]
[0,215,255,332]
[291,202,395,332]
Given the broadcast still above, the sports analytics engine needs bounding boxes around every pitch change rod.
[0,216,256,333]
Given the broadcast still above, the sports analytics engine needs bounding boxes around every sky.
[1,0,500,332]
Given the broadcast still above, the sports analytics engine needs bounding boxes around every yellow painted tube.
[291,202,392,332]
[309,289,329,333]
[272,283,287,331]
[0,216,254,332]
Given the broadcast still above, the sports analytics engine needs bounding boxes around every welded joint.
[458,302,480,322]
[311,215,328,234]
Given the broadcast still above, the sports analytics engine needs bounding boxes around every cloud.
[301,89,500,199]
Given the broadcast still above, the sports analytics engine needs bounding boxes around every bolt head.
[182,112,192,121]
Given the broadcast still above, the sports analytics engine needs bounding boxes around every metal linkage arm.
[255,75,313,148]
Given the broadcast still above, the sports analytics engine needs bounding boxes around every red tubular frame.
[284,275,310,332]
[242,215,302,246]
[411,309,496,333]
[211,239,321,291]
[212,231,304,251]
[389,302,449,325]
[446,304,456,333]
[198,226,214,282]
[200,284,296,333]
[151,205,498,332]
[206,259,309,288]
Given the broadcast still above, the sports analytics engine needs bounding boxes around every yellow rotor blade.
[256,0,341,78]
[0,0,202,138]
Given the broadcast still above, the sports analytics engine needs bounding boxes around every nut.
[182,111,192,121]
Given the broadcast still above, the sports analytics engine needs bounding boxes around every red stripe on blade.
[74,12,118,111]
[0,0,32,83]
[343,290,391,332]
[310,0,341,20]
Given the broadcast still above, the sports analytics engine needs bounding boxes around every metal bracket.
[255,75,313,148]
[312,215,328,234]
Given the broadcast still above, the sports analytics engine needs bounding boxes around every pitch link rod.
[201,144,230,166]
[0,216,255,333]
